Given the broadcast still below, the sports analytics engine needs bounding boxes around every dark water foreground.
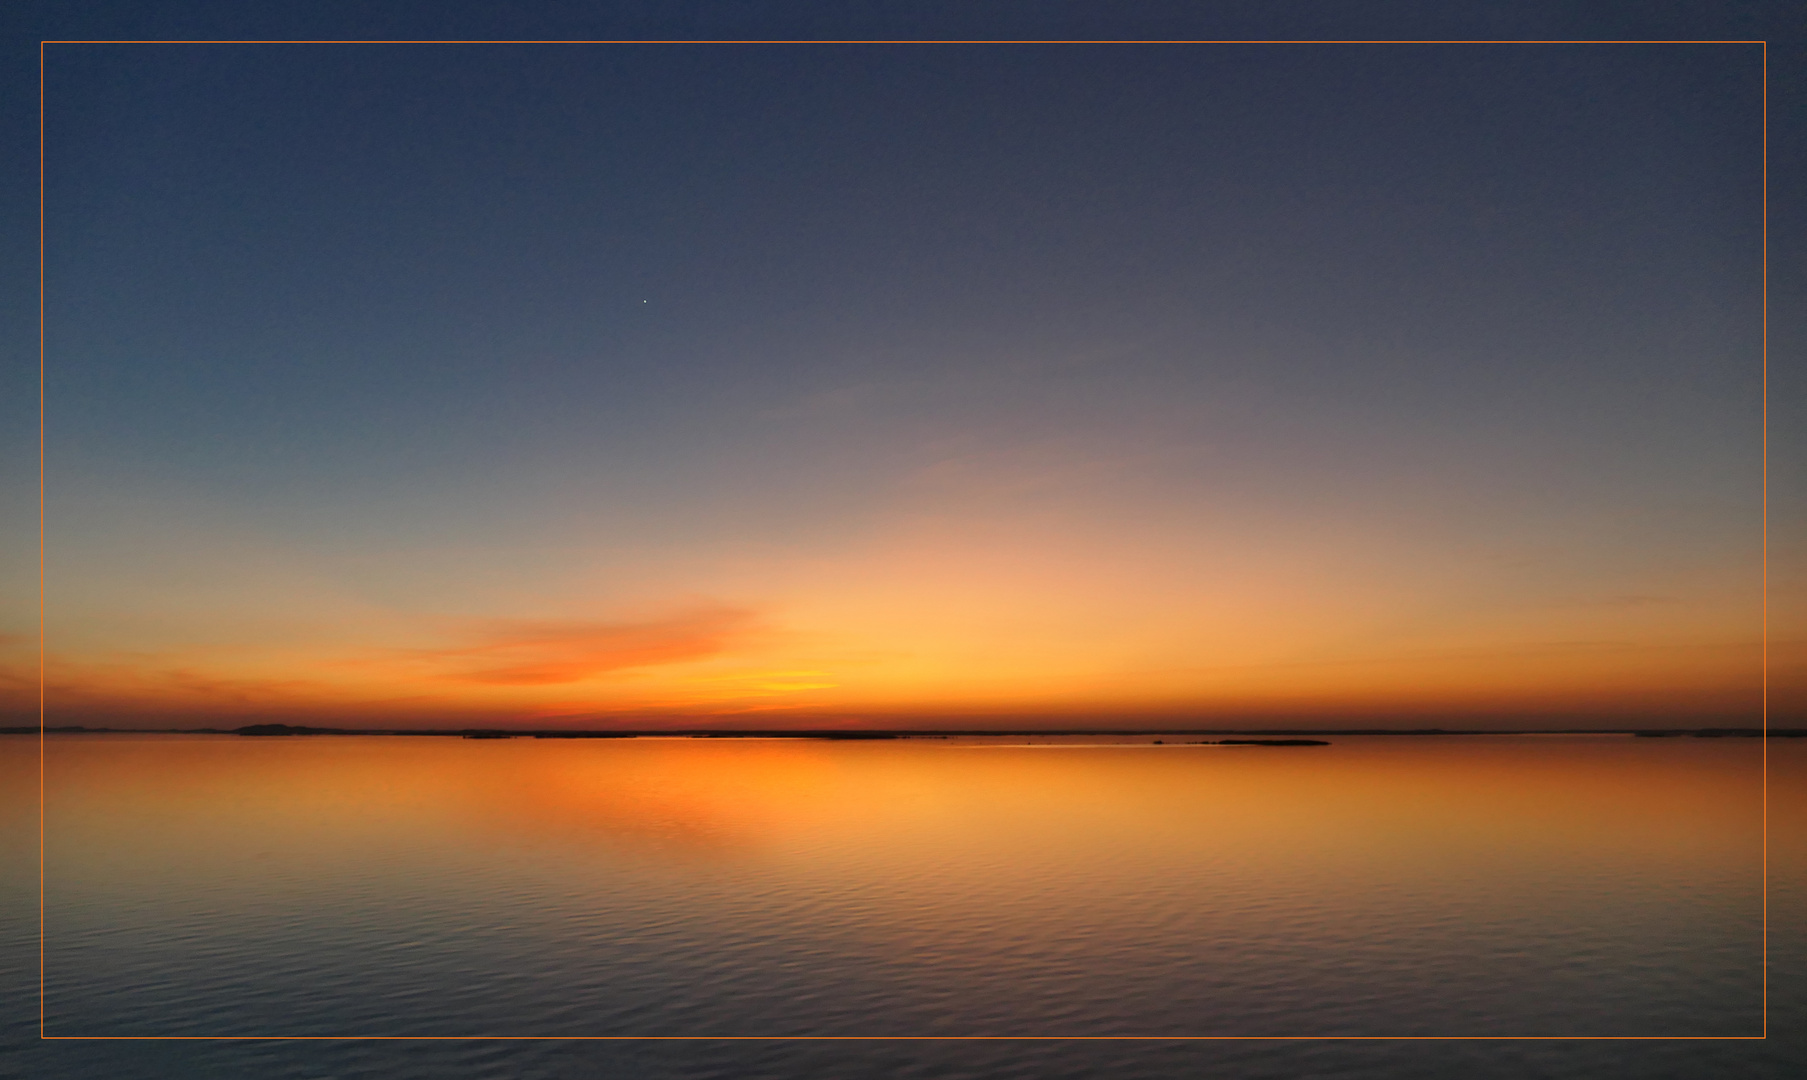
[4,733,1803,1078]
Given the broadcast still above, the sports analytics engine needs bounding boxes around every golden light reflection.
[39,734,1765,876]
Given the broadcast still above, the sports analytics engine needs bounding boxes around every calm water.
[4,734,1803,1077]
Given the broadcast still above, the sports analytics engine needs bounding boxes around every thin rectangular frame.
[35,36,1772,1042]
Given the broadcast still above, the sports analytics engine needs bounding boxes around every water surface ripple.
[5,733,1801,1078]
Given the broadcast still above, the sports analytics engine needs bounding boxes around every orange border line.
[36,39,1771,44]
[24,1040,1778,1047]
[37,35,47,1049]
[1759,38,1770,1043]
[36,37,1771,1044]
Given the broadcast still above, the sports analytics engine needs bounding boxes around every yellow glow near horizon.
[8,494,1769,727]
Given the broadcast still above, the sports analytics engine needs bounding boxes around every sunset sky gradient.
[22,42,1769,728]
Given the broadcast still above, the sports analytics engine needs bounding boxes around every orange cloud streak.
[399,606,758,686]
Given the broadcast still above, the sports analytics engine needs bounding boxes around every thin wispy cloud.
[407,606,760,686]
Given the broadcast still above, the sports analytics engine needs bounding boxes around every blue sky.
[4,4,1801,727]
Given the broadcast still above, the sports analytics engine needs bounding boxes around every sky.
[13,37,1777,729]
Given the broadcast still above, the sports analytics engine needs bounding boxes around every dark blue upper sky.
[42,43,1762,495]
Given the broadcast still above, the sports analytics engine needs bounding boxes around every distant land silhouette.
[4,725,1801,739]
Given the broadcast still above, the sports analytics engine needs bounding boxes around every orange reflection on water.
[38,734,1765,875]
[16,733,1785,1037]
